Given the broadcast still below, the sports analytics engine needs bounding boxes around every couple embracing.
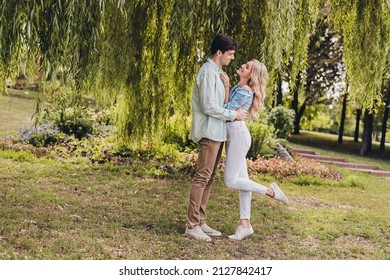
[185,35,288,242]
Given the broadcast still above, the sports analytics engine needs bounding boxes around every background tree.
[329,0,389,155]
[380,56,390,151]
[353,108,363,142]
[361,109,374,155]
[291,9,344,134]
[338,90,348,144]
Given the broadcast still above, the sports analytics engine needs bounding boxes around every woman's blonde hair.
[248,59,269,122]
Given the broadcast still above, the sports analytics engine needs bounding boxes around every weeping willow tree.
[1,0,388,146]
[92,0,323,141]
[1,0,311,141]
[94,1,176,139]
[329,0,389,155]
[330,0,389,110]
[0,0,103,83]
[287,0,322,134]
[224,0,320,98]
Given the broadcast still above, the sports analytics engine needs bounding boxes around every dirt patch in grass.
[290,196,353,211]
[334,235,379,250]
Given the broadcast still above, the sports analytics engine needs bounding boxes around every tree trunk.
[291,72,302,135]
[276,72,283,106]
[380,106,389,151]
[354,108,362,142]
[360,110,373,156]
[338,93,347,144]
[380,82,390,152]
[293,103,306,135]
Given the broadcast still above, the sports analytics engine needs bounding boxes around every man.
[185,35,247,242]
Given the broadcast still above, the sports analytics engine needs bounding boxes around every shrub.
[44,106,96,140]
[267,105,295,139]
[113,139,186,163]
[247,157,342,180]
[53,135,115,164]
[39,83,98,139]
[160,116,196,152]
[17,123,67,147]
[247,122,275,159]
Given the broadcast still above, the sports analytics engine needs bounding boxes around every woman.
[221,59,288,241]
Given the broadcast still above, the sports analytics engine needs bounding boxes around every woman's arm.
[220,72,230,104]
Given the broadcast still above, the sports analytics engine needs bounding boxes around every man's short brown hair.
[211,34,238,55]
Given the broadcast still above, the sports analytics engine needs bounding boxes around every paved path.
[291,148,390,179]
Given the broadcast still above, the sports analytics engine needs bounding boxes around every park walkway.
[291,148,390,179]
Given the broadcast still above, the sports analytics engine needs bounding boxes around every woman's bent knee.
[224,177,237,189]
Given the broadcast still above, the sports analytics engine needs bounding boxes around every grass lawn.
[0,148,389,260]
[0,99,389,260]
[0,91,37,137]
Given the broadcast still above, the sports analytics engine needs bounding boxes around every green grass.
[0,149,389,260]
[1,100,389,260]
[0,92,37,136]
[4,88,40,100]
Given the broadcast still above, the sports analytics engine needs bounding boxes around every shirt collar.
[207,58,223,72]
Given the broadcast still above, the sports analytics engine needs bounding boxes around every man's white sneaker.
[200,223,222,237]
[269,182,288,204]
[184,226,212,242]
[228,226,254,241]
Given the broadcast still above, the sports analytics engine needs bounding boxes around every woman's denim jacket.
[224,85,253,111]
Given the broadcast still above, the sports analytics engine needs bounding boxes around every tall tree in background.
[361,109,374,155]
[292,9,344,134]
[380,56,390,151]
[353,108,363,142]
[338,91,348,144]
[330,0,389,155]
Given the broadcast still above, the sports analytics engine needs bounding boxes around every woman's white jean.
[224,121,268,220]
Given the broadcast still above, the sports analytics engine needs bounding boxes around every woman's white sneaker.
[269,183,288,204]
[228,226,254,241]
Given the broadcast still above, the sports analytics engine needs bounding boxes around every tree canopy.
[329,0,389,110]
[0,0,388,140]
